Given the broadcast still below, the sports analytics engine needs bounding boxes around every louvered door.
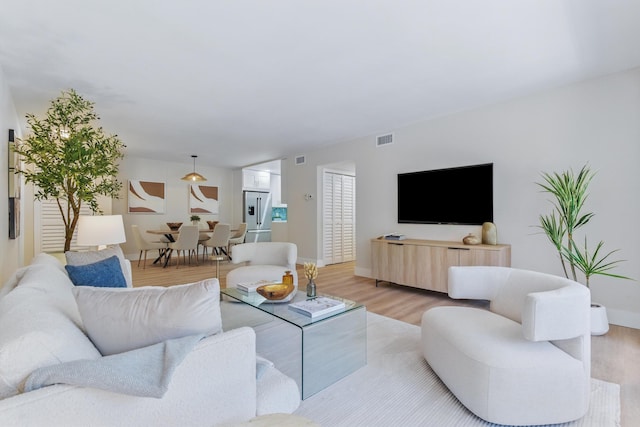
[35,199,92,253]
[322,171,356,265]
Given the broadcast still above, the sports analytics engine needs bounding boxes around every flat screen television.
[397,163,493,225]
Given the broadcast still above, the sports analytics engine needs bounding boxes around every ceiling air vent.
[295,155,306,165]
[376,133,394,147]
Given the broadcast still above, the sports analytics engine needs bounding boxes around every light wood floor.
[132,257,639,426]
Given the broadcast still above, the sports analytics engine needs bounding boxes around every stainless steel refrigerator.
[243,190,272,242]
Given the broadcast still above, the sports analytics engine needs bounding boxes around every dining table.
[146,229,213,267]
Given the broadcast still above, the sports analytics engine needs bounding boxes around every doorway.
[322,166,356,265]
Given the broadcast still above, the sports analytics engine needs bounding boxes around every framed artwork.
[128,180,166,214]
[9,197,19,239]
[190,184,219,214]
[8,129,20,199]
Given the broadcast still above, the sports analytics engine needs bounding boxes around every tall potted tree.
[536,164,631,334]
[14,89,125,252]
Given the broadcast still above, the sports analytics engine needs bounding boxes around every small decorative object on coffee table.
[304,262,318,297]
[256,282,295,301]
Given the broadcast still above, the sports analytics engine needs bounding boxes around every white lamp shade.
[77,215,126,247]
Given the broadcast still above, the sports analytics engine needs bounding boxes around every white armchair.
[226,243,298,301]
[421,266,591,426]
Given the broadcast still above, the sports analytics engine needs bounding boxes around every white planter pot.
[590,303,609,336]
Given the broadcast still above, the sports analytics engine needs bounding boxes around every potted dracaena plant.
[536,164,632,335]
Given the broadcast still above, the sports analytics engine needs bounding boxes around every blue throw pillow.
[65,255,127,288]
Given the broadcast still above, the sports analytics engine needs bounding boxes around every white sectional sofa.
[0,252,300,426]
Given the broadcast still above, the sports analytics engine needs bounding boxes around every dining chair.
[201,223,231,262]
[131,224,168,269]
[227,222,247,258]
[167,225,200,268]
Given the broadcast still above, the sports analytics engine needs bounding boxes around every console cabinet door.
[411,246,457,292]
[371,240,403,283]
[459,247,509,267]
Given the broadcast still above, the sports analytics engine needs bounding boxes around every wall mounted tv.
[397,163,493,225]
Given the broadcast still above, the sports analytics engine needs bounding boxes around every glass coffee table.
[221,288,367,399]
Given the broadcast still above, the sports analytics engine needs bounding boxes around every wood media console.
[371,238,511,293]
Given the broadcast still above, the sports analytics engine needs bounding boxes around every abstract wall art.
[190,184,218,214]
[128,180,166,214]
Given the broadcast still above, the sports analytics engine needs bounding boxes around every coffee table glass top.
[221,288,363,328]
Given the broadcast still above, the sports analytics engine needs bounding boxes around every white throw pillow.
[65,246,132,287]
[0,254,66,300]
[73,279,222,355]
[0,265,101,399]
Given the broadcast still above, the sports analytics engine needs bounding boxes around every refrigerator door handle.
[257,197,261,226]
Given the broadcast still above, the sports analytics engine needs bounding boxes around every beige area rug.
[294,312,620,427]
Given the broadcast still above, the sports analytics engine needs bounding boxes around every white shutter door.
[342,174,356,262]
[35,199,92,253]
[323,172,336,264]
[322,171,356,265]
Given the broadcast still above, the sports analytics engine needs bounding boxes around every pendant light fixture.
[181,155,207,182]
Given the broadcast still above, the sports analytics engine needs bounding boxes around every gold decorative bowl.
[256,282,295,301]
[206,220,219,230]
[166,222,183,231]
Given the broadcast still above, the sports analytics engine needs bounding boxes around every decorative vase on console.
[482,222,497,245]
[304,262,318,298]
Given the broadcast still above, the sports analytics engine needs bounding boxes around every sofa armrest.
[523,285,591,341]
[448,266,512,300]
[0,327,258,427]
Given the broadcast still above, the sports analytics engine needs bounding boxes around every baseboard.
[354,267,371,278]
[607,307,640,330]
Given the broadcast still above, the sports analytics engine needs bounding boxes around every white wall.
[0,66,24,283]
[285,68,640,328]
[114,156,236,259]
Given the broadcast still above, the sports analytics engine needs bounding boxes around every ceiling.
[1,1,639,170]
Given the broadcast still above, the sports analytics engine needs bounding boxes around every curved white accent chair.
[131,224,167,269]
[201,223,231,262]
[167,225,200,268]
[421,266,591,426]
[226,242,298,301]
[227,223,248,256]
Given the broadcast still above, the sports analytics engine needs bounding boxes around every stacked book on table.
[236,280,274,293]
[288,296,346,318]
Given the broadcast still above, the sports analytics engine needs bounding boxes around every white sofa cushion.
[422,306,588,425]
[0,253,66,300]
[230,242,297,269]
[65,246,133,288]
[0,264,101,399]
[73,279,222,355]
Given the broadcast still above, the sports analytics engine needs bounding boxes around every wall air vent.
[295,155,306,165]
[376,133,394,147]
